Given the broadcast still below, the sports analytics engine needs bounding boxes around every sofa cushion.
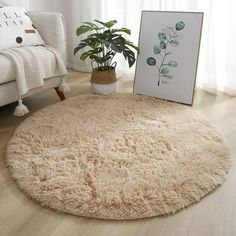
[0,49,62,85]
[0,7,45,50]
[28,12,66,63]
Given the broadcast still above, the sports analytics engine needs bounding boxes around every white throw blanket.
[0,45,69,116]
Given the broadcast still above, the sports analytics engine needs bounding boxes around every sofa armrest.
[28,11,67,63]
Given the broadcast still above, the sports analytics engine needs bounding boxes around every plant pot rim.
[90,67,117,85]
[93,66,116,72]
[91,81,117,85]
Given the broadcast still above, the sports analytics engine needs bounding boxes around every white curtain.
[0,0,54,11]
[0,0,29,8]
[53,0,236,95]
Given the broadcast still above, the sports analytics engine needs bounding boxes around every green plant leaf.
[91,41,100,49]
[104,51,116,63]
[123,46,135,68]
[76,25,94,37]
[112,27,131,35]
[74,19,138,69]
[125,40,139,53]
[83,22,100,30]
[87,33,105,43]
[98,39,109,48]
[161,67,170,74]
[170,40,179,47]
[94,19,117,29]
[154,46,161,54]
[80,48,103,61]
[103,29,111,35]
[110,36,126,53]
[90,55,110,65]
[82,37,102,48]
[74,42,87,55]
[96,65,115,71]
[80,51,91,61]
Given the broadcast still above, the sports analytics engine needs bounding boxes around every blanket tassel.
[59,78,70,93]
[14,99,29,117]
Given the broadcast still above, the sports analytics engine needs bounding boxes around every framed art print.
[134,11,203,105]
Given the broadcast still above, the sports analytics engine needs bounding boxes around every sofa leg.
[54,87,66,101]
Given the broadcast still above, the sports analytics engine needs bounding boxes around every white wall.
[1,0,30,8]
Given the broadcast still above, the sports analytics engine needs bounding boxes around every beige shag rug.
[5,94,230,220]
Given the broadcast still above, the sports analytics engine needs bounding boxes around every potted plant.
[74,19,139,95]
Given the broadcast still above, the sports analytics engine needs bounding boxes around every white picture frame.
[134,11,203,105]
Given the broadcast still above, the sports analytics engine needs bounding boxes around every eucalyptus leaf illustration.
[158,32,167,41]
[154,46,161,54]
[162,75,173,79]
[146,21,185,86]
[168,61,178,67]
[162,80,169,84]
[160,41,167,49]
[147,57,156,66]
[175,21,185,31]
[161,67,169,74]
[173,34,183,40]
[170,40,179,47]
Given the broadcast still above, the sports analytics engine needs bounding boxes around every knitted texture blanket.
[0,45,69,116]
[0,45,67,96]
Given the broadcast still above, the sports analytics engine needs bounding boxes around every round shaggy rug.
[6,94,230,220]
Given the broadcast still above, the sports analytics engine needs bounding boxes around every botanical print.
[146,21,185,86]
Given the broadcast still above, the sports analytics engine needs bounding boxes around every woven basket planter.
[90,68,117,95]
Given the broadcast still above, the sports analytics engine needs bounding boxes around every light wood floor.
[0,70,236,236]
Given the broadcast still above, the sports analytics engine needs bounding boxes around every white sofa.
[0,11,67,107]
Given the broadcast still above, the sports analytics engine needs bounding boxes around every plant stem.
[158,48,168,86]
[157,34,175,86]
[102,43,105,67]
